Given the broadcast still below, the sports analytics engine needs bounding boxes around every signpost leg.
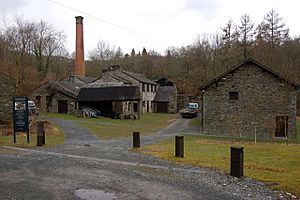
[14,132,16,143]
[27,131,30,143]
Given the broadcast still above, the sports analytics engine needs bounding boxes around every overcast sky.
[1,0,299,57]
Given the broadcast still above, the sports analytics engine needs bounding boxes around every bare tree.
[260,9,289,48]
[237,14,255,59]
[1,16,35,94]
[32,20,67,79]
[89,40,116,61]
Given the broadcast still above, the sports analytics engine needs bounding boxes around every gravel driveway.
[0,117,291,200]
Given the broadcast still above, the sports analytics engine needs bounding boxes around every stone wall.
[168,87,178,114]
[202,63,298,139]
[46,93,76,114]
[102,70,158,114]
[0,74,16,123]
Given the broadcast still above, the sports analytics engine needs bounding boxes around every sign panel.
[13,97,29,132]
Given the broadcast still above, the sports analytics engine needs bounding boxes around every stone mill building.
[201,58,299,139]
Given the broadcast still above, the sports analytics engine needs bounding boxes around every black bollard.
[230,147,244,178]
[133,131,140,148]
[175,136,184,158]
[37,121,45,146]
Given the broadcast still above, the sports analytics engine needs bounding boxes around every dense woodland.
[0,9,300,96]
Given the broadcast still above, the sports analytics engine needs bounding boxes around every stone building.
[77,85,141,118]
[30,75,95,114]
[152,78,177,113]
[201,58,299,139]
[0,73,16,123]
[84,65,158,114]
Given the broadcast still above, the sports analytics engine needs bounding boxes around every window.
[229,91,238,100]
[147,84,150,92]
[142,83,145,92]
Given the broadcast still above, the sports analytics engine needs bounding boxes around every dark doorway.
[275,116,289,137]
[78,101,113,117]
[58,100,68,114]
[147,101,150,113]
[156,102,168,113]
[133,103,138,112]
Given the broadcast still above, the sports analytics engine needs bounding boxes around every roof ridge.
[201,58,300,90]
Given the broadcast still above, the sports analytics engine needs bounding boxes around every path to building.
[0,117,289,200]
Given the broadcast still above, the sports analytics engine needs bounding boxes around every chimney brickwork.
[74,16,85,77]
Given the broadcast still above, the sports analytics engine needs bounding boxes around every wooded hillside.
[1,10,299,97]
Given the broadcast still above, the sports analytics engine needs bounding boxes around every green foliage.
[140,134,300,196]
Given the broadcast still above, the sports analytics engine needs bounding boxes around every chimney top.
[75,16,84,24]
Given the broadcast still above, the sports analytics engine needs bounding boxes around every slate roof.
[47,81,81,98]
[75,75,96,84]
[77,86,141,101]
[153,86,176,102]
[200,58,300,90]
[121,70,158,85]
[59,75,96,84]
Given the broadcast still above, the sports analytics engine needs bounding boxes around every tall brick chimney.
[74,16,85,77]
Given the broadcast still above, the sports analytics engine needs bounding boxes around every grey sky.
[182,0,222,20]
[1,0,299,56]
[1,0,26,14]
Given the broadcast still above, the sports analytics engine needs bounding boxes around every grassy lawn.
[0,122,64,148]
[139,134,300,196]
[46,113,178,140]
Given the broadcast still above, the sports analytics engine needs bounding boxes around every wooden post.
[175,136,184,158]
[230,147,244,178]
[37,121,45,146]
[133,131,140,148]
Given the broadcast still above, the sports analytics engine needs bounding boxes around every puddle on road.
[75,189,117,200]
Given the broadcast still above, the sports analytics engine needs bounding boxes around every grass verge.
[139,134,300,196]
[45,113,178,140]
[0,122,64,148]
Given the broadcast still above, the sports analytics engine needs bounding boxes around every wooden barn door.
[58,100,68,114]
[157,102,168,113]
[275,116,288,137]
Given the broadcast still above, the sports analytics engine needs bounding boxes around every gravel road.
[0,117,292,200]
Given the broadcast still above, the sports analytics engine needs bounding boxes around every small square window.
[229,91,238,100]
